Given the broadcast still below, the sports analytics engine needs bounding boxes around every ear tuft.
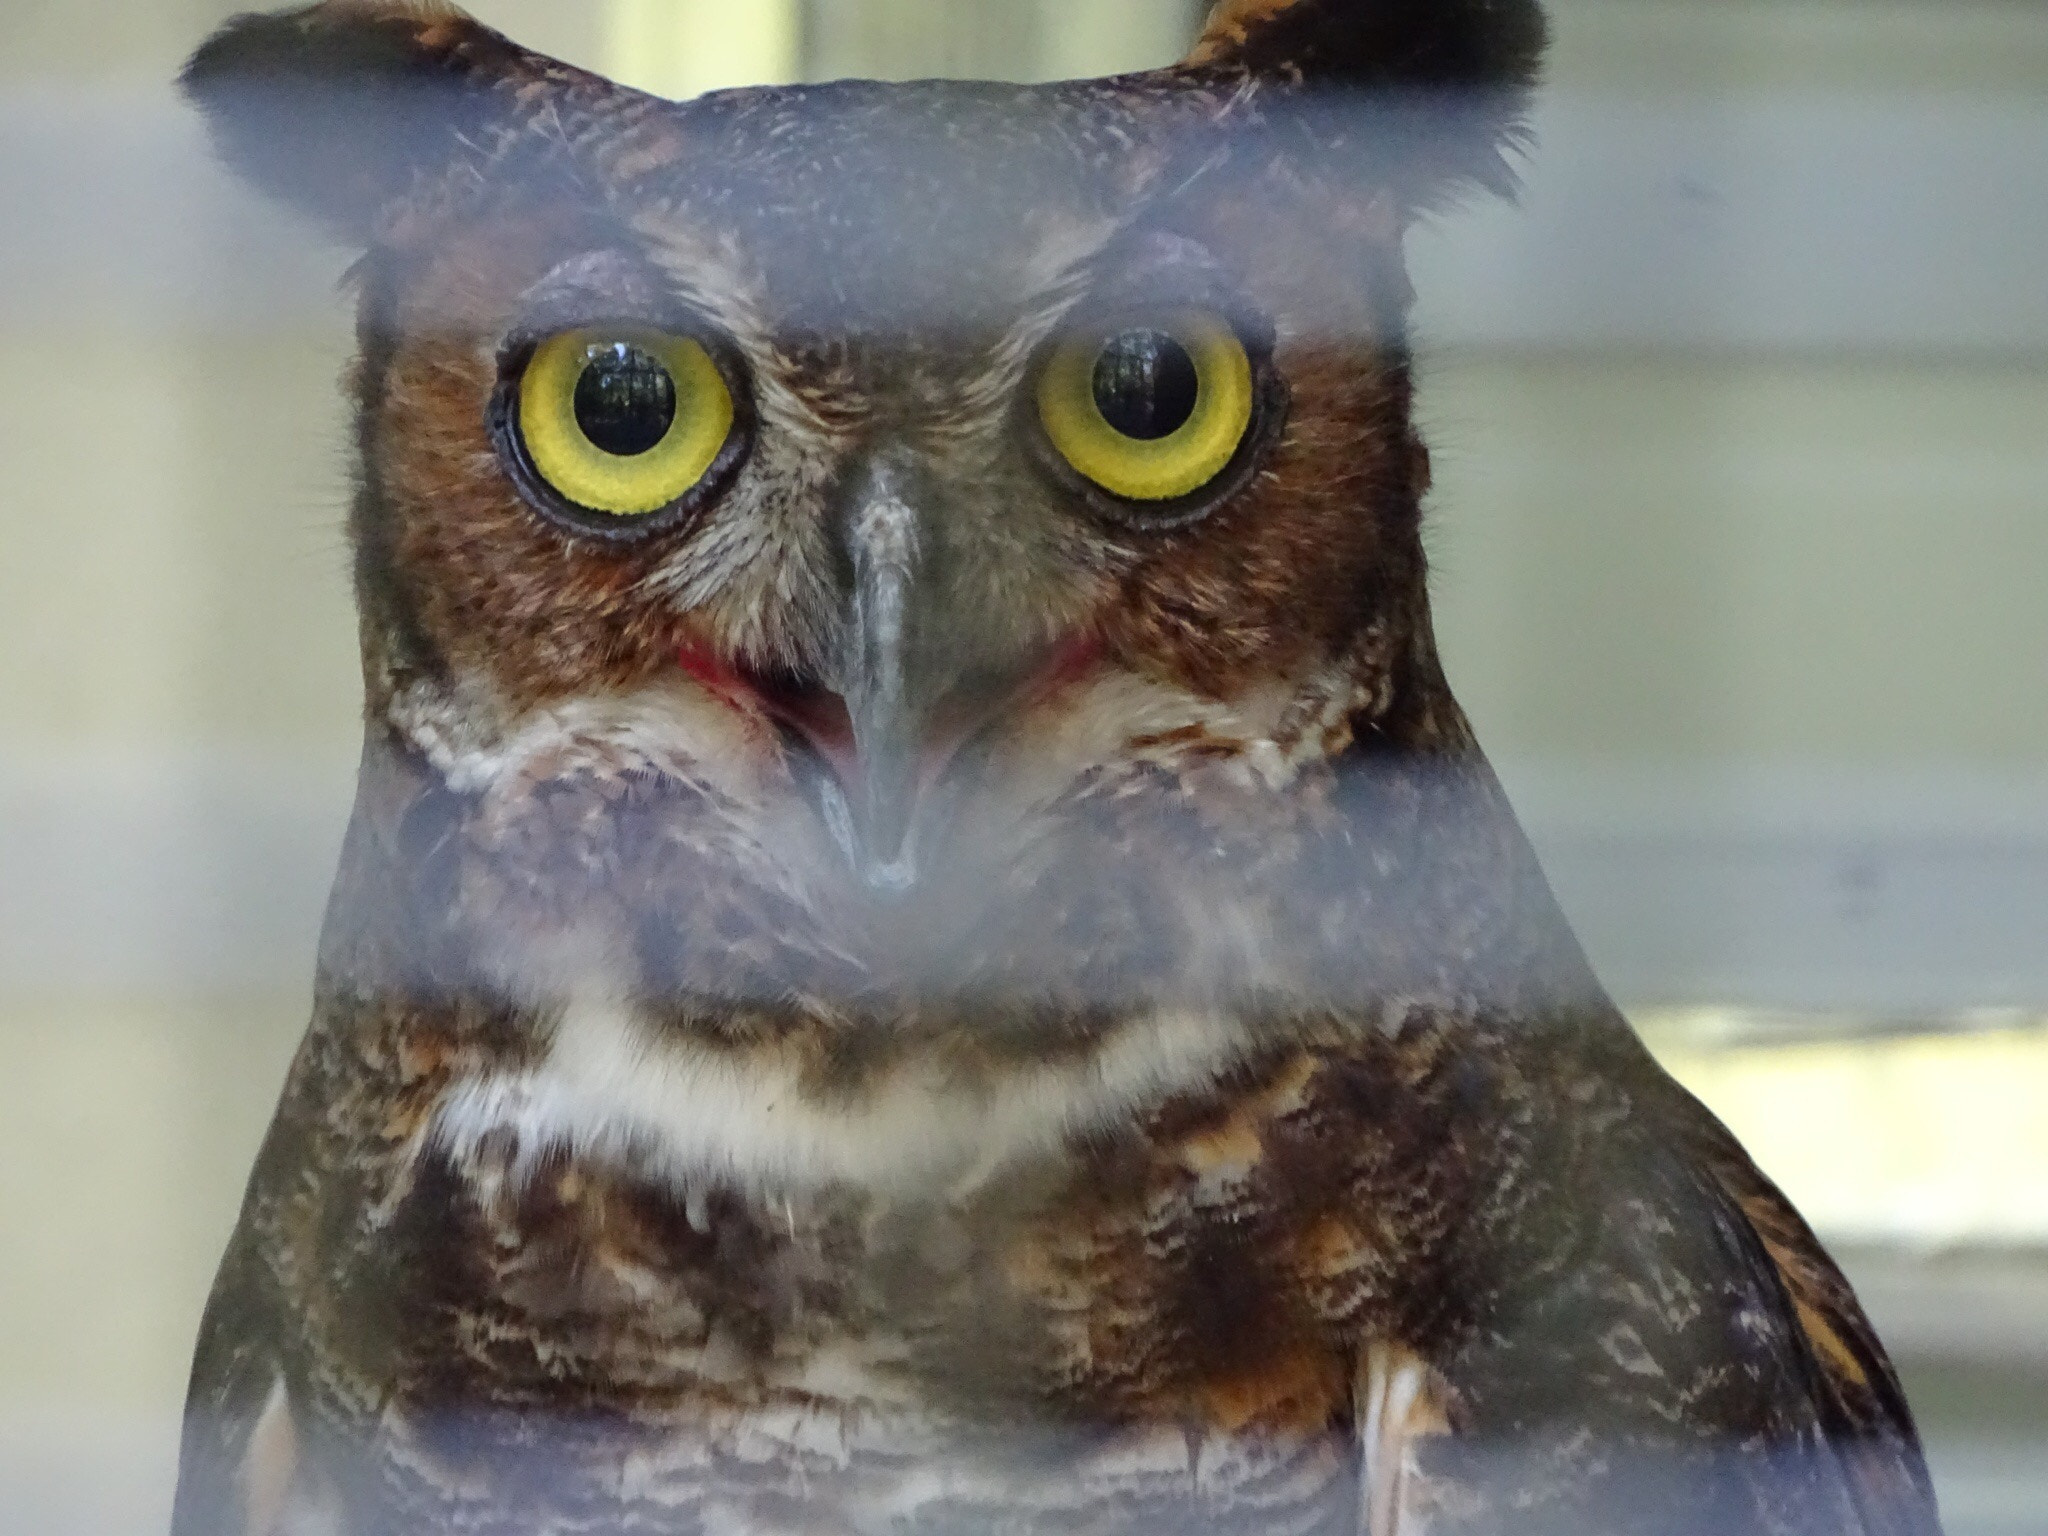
[1189,0,1547,94]
[180,2,548,243]
[1184,0,1549,208]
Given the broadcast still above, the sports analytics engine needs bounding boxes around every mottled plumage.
[173,2,1939,1533]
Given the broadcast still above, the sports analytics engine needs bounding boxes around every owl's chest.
[367,1015,1426,1407]
[304,1053,1401,1533]
[284,1018,1469,1532]
[330,1155,1365,1535]
[366,1111,1376,1413]
[346,1382,1358,1536]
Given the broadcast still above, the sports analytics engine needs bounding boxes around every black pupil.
[1091,330,1200,441]
[574,344,678,457]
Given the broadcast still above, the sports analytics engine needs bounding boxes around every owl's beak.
[676,459,973,893]
[834,460,927,892]
[815,458,1096,893]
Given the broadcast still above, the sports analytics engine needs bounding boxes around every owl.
[172,2,1941,1534]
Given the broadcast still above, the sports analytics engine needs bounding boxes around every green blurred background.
[1,0,2042,1530]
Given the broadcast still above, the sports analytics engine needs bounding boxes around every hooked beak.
[823,459,1099,892]
[679,459,1100,894]
[834,460,927,891]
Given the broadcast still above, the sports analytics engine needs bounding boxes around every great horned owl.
[173,2,1941,1533]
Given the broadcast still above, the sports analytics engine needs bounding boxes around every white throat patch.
[432,996,1258,1200]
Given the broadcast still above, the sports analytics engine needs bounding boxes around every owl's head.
[184,0,1547,1010]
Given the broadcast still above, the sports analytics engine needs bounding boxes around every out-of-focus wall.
[0,0,346,1463]
[1419,0,2048,1013]
[1,2,2043,1532]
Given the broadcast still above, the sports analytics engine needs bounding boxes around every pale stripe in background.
[604,0,802,99]
[1648,1019,2048,1248]
[600,0,1207,93]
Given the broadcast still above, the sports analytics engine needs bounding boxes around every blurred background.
[1,0,2042,1530]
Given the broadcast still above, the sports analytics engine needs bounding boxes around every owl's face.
[188,0,1544,1008]
[361,81,1420,884]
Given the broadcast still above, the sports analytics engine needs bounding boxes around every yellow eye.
[516,327,735,518]
[1035,311,1255,503]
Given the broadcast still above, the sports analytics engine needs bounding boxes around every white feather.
[434,994,1257,1199]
